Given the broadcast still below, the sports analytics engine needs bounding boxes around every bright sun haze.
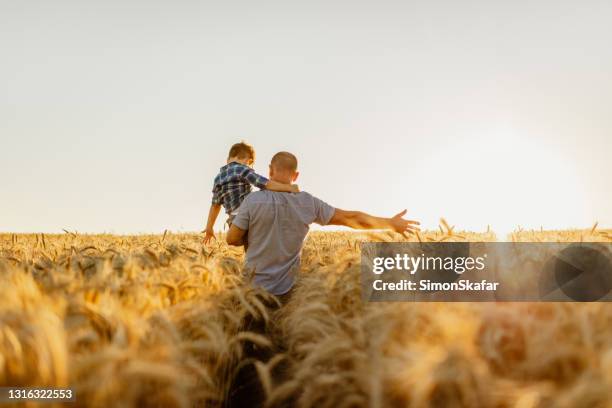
[1,0,610,234]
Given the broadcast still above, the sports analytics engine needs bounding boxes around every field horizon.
[2,223,611,241]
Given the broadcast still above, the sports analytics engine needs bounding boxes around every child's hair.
[228,142,255,161]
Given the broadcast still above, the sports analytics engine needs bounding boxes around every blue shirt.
[232,191,336,295]
[211,162,269,214]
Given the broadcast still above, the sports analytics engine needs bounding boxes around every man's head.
[227,142,255,166]
[269,151,299,184]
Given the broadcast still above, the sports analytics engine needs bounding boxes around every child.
[203,142,299,244]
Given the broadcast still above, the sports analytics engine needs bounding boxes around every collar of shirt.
[221,161,246,171]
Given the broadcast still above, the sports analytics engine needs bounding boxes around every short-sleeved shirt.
[232,190,335,295]
[211,162,269,215]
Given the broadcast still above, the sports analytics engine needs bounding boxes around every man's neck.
[270,177,292,185]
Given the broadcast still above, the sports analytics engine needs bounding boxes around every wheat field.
[1,226,611,408]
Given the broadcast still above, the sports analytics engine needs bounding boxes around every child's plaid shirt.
[211,162,269,215]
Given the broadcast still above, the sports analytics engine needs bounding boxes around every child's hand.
[290,184,300,193]
[203,229,216,245]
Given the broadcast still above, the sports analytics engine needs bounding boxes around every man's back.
[231,190,335,295]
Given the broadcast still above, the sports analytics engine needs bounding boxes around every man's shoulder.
[239,190,267,206]
[245,190,266,198]
[243,190,311,203]
[246,190,325,203]
[295,191,322,202]
[289,191,332,211]
[265,190,316,199]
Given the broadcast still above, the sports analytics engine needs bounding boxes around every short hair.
[228,142,255,161]
[271,151,298,172]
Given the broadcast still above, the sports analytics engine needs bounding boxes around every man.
[226,151,420,298]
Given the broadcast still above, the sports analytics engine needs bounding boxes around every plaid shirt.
[211,162,269,214]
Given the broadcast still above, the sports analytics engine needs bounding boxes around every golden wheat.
[0,227,611,407]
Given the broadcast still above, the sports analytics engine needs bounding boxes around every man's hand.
[203,229,216,245]
[390,209,420,236]
[290,184,300,193]
[226,224,247,246]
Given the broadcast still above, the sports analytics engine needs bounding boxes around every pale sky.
[1,0,610,235]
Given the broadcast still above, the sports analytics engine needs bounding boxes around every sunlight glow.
[409,131,590,238]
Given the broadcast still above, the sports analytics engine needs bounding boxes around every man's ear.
[292,171,299,182]
[269,164,274,178]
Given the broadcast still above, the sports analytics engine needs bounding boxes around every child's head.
[227,142,255,166]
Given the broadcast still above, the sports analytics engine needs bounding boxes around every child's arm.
[203,203,222,244]
[265,180,300,193]
[239,165,299,193]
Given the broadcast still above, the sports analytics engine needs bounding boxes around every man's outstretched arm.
[328,209,420,235]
